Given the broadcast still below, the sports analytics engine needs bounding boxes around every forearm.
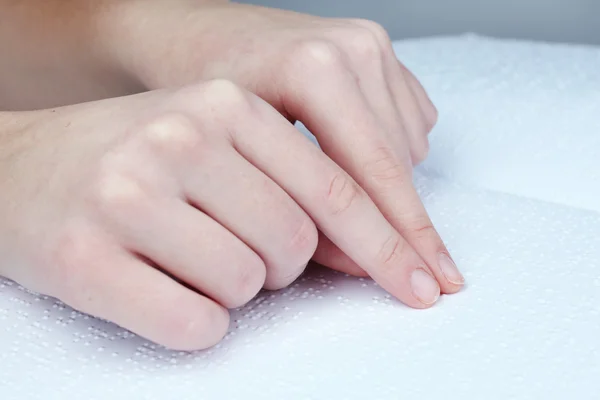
[0,0,144,111]
[0,0,229,111]
[0,110,37,164]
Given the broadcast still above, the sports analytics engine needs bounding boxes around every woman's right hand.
[0,80,447,350]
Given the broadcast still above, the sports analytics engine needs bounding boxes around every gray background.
[241,0,600,45]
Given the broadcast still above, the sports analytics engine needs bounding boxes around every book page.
[397,35,600,213]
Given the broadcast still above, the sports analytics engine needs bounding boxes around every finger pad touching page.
[1,35,600,399]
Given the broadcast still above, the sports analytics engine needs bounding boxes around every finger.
[133,112,316,292]
[301,48,460,293]
[312,231,368,277]
[179,135,318,290]
[386,64,430,165]
[210,79,440,308]
[280,41,459,299]
[51,230,229,351]
[380,179,465,294]
[345,18,438,128]
[340,20,431,165]
[322,26,425,276]
[291,45,462,293]
[328,28,406,154]
[339,24,462,292]
[397,60,438,129]
[128,198,268,308]
[92,154,267,308]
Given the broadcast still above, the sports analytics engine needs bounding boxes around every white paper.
[400,35,600,213]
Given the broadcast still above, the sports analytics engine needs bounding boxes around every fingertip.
[433,252,465,295]
[409,268,441,307]
[368,255,441,310]
[440,283,464,295]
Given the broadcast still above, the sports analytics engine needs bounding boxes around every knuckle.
[405,217,437,240]
[264,266,303,291]
[201,79,252,113]
[228,255,266,308]
[365,147,410,187]
[92,168,146,211]
[347,26,382,58]
[376,234,406,269]
[142,113,203,157]
[265,218,318,290]
[350,19,390,44]
[287,217,319,261]
[160,300,229,350]
[325,172,362,216]
[290,40,344,74]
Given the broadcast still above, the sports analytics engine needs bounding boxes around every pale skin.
[0,0,464,350]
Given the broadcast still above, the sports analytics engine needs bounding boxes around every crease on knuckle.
[229,255,265,308]
[287,217,318,260]
[326,173,361,216]
[407,218,436,240]
[376,234,405,269]
[365,146,409,187]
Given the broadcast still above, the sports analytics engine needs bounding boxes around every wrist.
[0,1,146,110]
[94,0,231,90]
[0,111,34,157]
[0,110,37,277]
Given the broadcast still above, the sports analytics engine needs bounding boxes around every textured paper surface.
[402,35,600,213]
[1,35,599,399]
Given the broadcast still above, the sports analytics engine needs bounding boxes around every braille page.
[395,35,600,213]
[1,35,599,399]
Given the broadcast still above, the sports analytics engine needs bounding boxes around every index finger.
[279,41,463,293]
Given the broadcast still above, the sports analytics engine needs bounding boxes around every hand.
[0,79,448,351]
[104,3,464,290]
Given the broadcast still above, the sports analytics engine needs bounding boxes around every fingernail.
[410,269,440,305]
[438,253,464,285]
